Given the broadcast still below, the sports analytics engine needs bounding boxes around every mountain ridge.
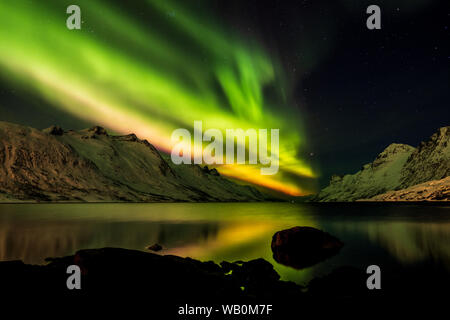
[315,126,450,202]
[0,121,267,202]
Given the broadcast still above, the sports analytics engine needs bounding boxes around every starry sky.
[0,0,448,194]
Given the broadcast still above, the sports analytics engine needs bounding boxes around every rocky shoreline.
[0,246,447,303]
[0,247,366,300]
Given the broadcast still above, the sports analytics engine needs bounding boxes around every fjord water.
[0,203,449,285]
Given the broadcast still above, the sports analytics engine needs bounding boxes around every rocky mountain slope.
[315,127,450,202]
[362,176,450,201]
[0,121,265,202]
[399,127,450,188]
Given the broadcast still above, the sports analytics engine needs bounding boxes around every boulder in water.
[271,226,344,269]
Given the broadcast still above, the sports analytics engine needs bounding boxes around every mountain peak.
[381,143,415,154]
[0,121,267,202]
[315,126,450,201]
[372,143,415,169]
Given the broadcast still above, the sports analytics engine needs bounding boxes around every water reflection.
[0,203,449,283]
[332,221,450,268]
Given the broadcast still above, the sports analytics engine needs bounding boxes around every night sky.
[215,0,450,185]
[0,0,448,193]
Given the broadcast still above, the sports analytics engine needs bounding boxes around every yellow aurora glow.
[0,0,317,195]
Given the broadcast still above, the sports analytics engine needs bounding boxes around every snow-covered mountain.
[399,127,450,188]
[315,127,450,202]
[0,121,266,202]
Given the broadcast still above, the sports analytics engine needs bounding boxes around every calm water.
[0,203,449,285]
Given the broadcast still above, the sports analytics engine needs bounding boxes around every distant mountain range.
[0,121,266,202]
[315,127,450,202]
[2,121,449,203]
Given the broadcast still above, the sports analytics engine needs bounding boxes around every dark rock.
[202,166,210,174]
[43,125,64,136]
[146,243,163,251]
[271,226,344,269]
[210,168,220,176]
[231,258,280,283]
[0,247,305,303]
[116,133,138,141]
[88,126,108,136]
[201,166,220,176]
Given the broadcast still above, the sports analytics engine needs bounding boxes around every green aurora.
[0,0,317,195]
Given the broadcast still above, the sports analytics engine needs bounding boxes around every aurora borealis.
[1,0,448,195]
[0,0,315,196]
[1,2,449,306]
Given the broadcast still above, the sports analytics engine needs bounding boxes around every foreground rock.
[0,121,266,202]
[315,127,450,201]
[0,247,302,302]
[0,247,446,308]
[271,227,344,269]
